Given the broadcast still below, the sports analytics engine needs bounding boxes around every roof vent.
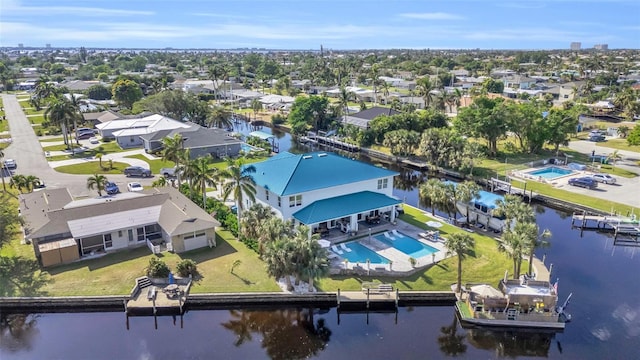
[303,155,313,159]
[318,153,327,157]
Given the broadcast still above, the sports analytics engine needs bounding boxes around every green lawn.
[39,136,64,142]
[317,205,514,292]
[125,154,174,174]
[594,138,640,153]
[54,161,131,175]
[43,142,126,161]
[511,179,639,215]
[40,230,280,296]
[0,120,7,133]
[42,143,82,151]
[28,114,45,124]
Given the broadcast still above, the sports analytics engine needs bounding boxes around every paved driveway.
[1,94,156,197]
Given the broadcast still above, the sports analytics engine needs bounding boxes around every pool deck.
[328,221,448,274]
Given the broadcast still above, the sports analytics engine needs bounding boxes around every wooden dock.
[571,212,640,244]
[401,158,430,170]
[300,134,360,152]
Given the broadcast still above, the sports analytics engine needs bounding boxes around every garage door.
[183,233,208,251]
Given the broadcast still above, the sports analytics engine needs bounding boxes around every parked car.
[568,177,598,189]
[588,134,606,142]
[160,166,177,177]
[3,158,16,169]
[89,137,99,144]
[127,182,143,192]
[105,181,120,195]
[77,132,94,140]
[123,166,152,177]
[590,173,616,184]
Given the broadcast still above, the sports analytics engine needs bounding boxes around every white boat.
[455,277,571,330]
[455,190,507,232]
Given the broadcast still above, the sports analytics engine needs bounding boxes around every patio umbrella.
[426,220,443,228]
[317,239,331,248]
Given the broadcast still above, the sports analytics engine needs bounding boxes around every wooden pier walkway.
[300,134,360,152]
[571,212,640,244]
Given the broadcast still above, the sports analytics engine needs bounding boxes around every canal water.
[2,125,639,359]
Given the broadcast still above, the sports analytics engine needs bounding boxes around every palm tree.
[23,175,41,193]
[416,77,435,109]
[494,194,534,230]
[258,217,291,257]
[419,178,445,216]
[456,181,481,223]
[617,126,630,138]
[151,176,168,188]
[190,156,220,207]
[86,174,108,196]
[240,203,276,250]
[607,150,622,169]
[523,223,552,276]
[10,174,27,193]
[95,152,103,168]
[207,106,232,129]
[161,134,185,185]
[444,232,475,293]
[44,97,76,150]
[337,86,354,123]
[250,99,263,120]
[221,157,257,234]
[499,222,529,279]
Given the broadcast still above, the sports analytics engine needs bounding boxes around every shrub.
[271,113,286,126]
[146,257,170,278]
[176,259,198,278]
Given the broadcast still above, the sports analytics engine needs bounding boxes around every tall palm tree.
[190,156,220,207]
[221,157,257,234]
[23,175,41,193]
[522,223,552,276]
[419,178,445,216]
[250,99,262,120]
[337,86,354,123]
[258,217,291,257]
[499,222,529,279]
[494,194,534,230]
[10,175,27,193]
[86,174,108,196]
[607,150,622,169]
[44,97,76,150]
[456,181,481,223]
[161,134,185,185]
[240,203,276,250]
[444,232,475,293]
[416,77,435,109]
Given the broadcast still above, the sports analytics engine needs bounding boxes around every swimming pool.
[375,231,439,258]
[527,166,574,180]
[240,143,261,153]
[341,242,390,264]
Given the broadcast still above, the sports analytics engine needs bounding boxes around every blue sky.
[1,0,639,49]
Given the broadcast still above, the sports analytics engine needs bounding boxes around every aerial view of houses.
[0,1,639,355]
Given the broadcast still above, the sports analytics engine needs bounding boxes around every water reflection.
[0,313,40,353]
[221,308,332,360]
[464,327,556,358]
[437,315,467,356]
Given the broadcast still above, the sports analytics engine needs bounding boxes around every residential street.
[1,94,155,197]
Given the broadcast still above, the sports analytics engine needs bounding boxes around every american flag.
[553,278,559,293]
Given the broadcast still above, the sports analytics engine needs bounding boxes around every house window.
[289,195,302,207]
[277,197,281,207]
[137,227,145,242]
[118,230,122,237]
[104,233,113,248]
[265,190,269,201]
[377,178,388,189]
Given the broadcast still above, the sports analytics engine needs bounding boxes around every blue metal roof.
[292,191,401,224]
[248,152,399,196]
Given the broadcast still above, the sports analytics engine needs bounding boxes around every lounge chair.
[384,231,395,240]
[340,243,352,252]
[391,229,401,237]
[331,245,344,255]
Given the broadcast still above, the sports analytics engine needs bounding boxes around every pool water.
[240,143,261,152]
[375,232,439,258]
[341,242,389,264]
[527,166,574,180]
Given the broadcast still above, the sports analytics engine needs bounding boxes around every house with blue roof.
[245,152,401,235]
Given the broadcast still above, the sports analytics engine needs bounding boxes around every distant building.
[570,42,581,50]
[594,44,609,50]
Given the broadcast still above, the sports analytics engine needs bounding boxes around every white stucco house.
[244,152,401,236]
[95,114,191,148]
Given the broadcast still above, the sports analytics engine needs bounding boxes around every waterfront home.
[246,152,401,236]
[344,106,401,129]
[20,187,220,267]
[140,124,243,158]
